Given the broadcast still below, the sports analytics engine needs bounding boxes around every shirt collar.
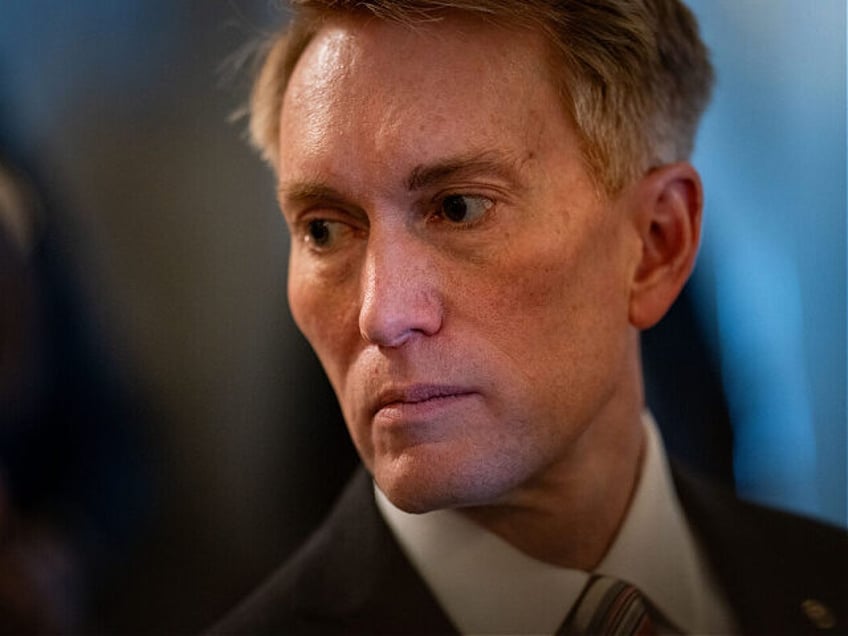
[375,411,736,635]
[376,483,587,635]
[596,412,737,634]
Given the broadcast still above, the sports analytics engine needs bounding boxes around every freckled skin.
[278,14,648,556]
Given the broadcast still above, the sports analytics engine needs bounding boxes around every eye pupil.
[308,220,330,245]
[442,195,469,222]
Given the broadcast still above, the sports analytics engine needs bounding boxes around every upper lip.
[372,384,475,413]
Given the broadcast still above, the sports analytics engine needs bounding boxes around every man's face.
[277,15,642,512]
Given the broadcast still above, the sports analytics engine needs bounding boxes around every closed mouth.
[374,384,476,413]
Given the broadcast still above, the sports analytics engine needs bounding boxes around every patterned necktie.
[556,575,657,636]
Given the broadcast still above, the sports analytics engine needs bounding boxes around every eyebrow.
[405,151,527,192]
[277,182,348,209]
[277,150,528,210]
[275,181,364,224]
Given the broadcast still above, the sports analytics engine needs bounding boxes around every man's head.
[261,1,712,514]
[252,0,713,195]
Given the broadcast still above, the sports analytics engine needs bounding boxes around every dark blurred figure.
[0,154,76,633]
[0,150,153,633]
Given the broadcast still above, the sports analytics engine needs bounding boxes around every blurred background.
[0,0,844,633]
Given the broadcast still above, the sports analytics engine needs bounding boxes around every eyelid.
[294,208,368,255]
[290,203,366,230]
[429,191,497,227]
[283,195,368,225]
[430,181,508,205]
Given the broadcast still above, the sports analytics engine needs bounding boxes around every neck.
[461,370,647,571]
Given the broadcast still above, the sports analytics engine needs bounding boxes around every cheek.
[458,221,632,396]
[287,254,361,384]
[459,244,584,335]
[286,255,321,344]
[287,259,380,467]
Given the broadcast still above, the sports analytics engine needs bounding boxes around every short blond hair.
[249,0,713,194]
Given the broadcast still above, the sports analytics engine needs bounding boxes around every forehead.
[299,13,545,78]
[278,15,575,187]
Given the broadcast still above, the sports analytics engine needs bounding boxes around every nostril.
[358,266,443,348]
[359,296,440,348]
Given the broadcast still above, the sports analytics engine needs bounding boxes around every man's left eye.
[438,194,493,224]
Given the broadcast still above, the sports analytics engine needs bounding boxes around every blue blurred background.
[0,0,844,632]
[687,0,846,526]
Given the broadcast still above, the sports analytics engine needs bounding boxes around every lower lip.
[375,392,478,425]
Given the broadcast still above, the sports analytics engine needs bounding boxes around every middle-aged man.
[211,1,848,634]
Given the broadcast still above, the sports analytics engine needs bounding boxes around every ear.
[627,162,703,330]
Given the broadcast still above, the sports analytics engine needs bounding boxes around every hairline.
[270,9,604,193]
[251,1,713,197]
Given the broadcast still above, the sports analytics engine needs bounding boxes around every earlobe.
[628,163,702,329]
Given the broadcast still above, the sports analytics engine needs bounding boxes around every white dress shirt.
[375,412,739,635]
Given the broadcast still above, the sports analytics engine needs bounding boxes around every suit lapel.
[672,464,847,635]
[297,464,846,635]
[304,467,458,634]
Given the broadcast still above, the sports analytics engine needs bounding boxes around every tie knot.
[557,575,657,636]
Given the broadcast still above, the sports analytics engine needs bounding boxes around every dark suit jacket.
[211,466,848,635]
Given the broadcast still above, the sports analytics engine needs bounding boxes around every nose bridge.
[358,225,442,347]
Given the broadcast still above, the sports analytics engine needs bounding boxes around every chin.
[372,450,523,514]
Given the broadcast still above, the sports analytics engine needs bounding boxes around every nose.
[358,231,443,348]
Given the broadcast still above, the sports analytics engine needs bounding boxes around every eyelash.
[298,217,357,252]
[429,193,496,228]
[293,191,498,253]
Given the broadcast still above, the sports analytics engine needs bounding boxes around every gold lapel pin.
[801,599,836,630]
